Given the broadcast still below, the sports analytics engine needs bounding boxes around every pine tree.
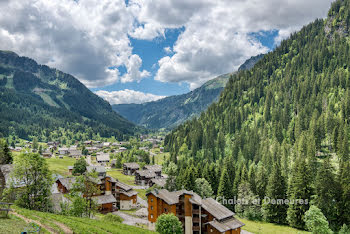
[0,139,12,164]
[217,167,233,210]
[255,162,267,200]
[338,161,350,226]
[314,158,339,228]
[287,156,312,229]
[262,162,287,224]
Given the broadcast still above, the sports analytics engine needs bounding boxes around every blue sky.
[92,29,278,97]
[0,0,333,104]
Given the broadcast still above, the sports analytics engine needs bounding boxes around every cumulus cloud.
[0,0,334,90]
[129,0,334,88]
[0,0,148,88]
[95,89,166,104]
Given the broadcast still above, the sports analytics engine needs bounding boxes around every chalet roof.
[92,194,117,205]
[202,198,235,221]
[208,217,245,232]
[116,181,132,191]
[86,166,106,174]
[143,165,162,172]
[68,166,74,170]
[57,177,76,191]
[121,190,138,197]
[96,153,110,162]
[123,162,140,169]
[136,170,156,178]
[147,189,193,205]
[69,149,82,156]
[58,147,68,151]
[150,178,166,187]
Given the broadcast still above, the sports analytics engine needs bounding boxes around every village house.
[147,189,245,234]
[58,147,69,155]
[42,150,52,158]
[143,165,162,178]
[102,142,111,148]
[55,172,137,213]
[68,166,74,175]
[68,148,82,158]
[96,153,110,165]
[123,162,140,175]
[83,140,93,146]
[110,159,117,168]
[86,166,106,177]
[118,147,127,153]
[56,177,76,194]
[135,170,157,186]
[86,146,98,153]
[148,178,166,188]
[92,194,117,213]
[115,181,138,210]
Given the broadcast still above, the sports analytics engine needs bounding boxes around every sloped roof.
[57,177,76,191]
[208,217,245,232]
[116,181,132,191]
[96,153,110,162]
[136,170,156,178]
[92,194,117,205]
[202,198,235,220]
[121,190,138,197]
[123,162,140,169]
[143,165,162,172]
[86,166,106,174]
[147,189,193,205]
[150,178,166,187]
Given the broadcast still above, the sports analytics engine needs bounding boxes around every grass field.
[46,156,77,176]
[107,169,135,185]
[13,207,154,234]
[0,215,33,234]
[239,217,310,234]
[153,152,170,165]
[135,189,147,200]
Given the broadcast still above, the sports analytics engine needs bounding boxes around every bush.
[155,213,183,234]
[102,213,123,223]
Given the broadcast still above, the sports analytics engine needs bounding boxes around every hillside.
[112,54,263,130]
[0,51,136,140]
[164,0,350,231]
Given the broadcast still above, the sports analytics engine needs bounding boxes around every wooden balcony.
[192,217,200,223]
[192,209,200,214]
[193,226,200,231]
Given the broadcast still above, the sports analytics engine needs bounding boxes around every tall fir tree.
[287,156,313,229]
[262,162,287,224]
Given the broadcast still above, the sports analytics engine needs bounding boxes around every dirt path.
[10,211,73,234]
[52,220,73,234]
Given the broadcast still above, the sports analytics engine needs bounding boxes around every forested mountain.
[112,55,263,130]
[0,51,135,141]
[164,0,350,231]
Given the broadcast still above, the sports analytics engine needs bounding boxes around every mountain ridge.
[0,50,136,140]
[112,54,264,130]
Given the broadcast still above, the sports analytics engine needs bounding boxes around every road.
[113,211,149,226]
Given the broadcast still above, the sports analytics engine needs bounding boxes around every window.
[151,206,153,210]
[151,214,154,219]
[151,198,153,202]
[164,208,168,212]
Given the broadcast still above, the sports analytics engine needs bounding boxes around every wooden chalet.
[92,194,117,213]
[123,162,140,175]
[148,178,166,188]
[135,170,156,186]
[143,165,162,178]
[96,153,110,164]
[147,189,245,234]
[115,181,138,210]
[56,177,76,194]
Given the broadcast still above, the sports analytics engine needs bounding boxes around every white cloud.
[0,0,148,88]
[164,47,173,54]
[0,0,335,90]
[130,0,334,89]
[95,89,166,104]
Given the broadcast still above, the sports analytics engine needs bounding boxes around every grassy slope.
[47,156,77,176]
[13,207,153,234]
[239,217,310,234]
[0,215,32,234]
[107,169,135,186]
